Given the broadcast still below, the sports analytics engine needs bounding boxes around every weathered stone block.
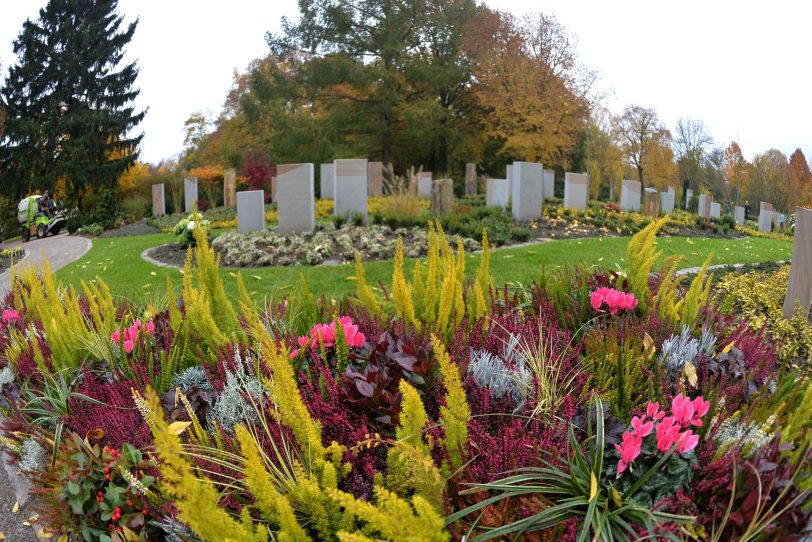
[620,179,641,212]
[783,207,812,319]
[368,161,383,196]
[152,183,165,216]
[734,206,745,225]
[660,191,675,216]
[430,179,454,214]
[277,163,315,233]
[465,163,477,196]
[543,169,555,200]
[417,171,432,199]
[184,177,198,213]
[511,162,543,221]
[698,194,711,219]
[486,178,510,209]
[643,187,659,217]
[686,188,694,209]
[334,159,368,221]
[224,168,237,208]
[710,201,721,219]
[320,163,334,199]
[563,172,588,210]
[236,190,265,233]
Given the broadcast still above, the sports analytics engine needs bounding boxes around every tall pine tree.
[0,0,144,207]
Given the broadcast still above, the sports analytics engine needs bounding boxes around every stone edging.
[675,260,789,277]
[0,249,29,279]
[1,415,47,538]
[141,244,180,269]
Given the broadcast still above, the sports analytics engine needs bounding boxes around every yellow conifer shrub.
[626,217,668,311]
[432,336,470,472]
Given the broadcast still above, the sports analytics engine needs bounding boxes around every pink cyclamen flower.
[676,430,699,454]
[670,394,698,428]
[289,349,299,359]
[2,309,20,323]
[123,339,135,354]
[690,396,710,426]
[339,316,366,348]
[590,288,637,315]
[656,416,681,452]
[590,288,610,312]
[615,430,643,475]
[111,328,121,343]
[646,401,666,421]
[146,321,155,335]
[630,415,654,437]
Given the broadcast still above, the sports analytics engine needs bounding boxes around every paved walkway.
[0,233,91,296]
[0,232,91,540]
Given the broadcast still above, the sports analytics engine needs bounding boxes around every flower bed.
[0,247,25,270]
[0,219,809,541]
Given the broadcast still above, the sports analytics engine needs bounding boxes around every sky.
[1,1,809,165]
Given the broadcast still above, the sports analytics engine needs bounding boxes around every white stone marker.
[543,169,555,200]
[620,179,642,212]
[486,178,510,209]
[184,177,198,213]
[224,168,237,208]
[660,191,675,216]
[320,163,334,199]
[734,206,745,225]
[511,161,543,221]
[277,163,315,233]
[152,184,165,216]
[758,201,774,232]
[417,171,432,199]
[334,159,368,221]
[563,172,589,210]
[465,163,477,196]
[783,207,812,319]
[686,188,694,209]
[643,188,659,217]
[236,190,265,233]
[698,195,712,219]
[710,202,721,219]
[368,161,383,197]
[667,186,675,195]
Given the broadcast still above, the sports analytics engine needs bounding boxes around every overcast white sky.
[1,1,809,165]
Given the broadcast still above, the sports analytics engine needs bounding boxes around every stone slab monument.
[224,168,237,208]
[620,180,642,212]
[710,201,721,219]
[686,188,694,209]
[698,194,711,219]
[184,177,198,213]
[563,172,588,210]
[236,190,265,233]
[320,163,334,199]
[334,159,368,221]
[543,169,555,200]
[759,201,774,232]
[151,184,165,216]
[277,163,315,233]
[782,207,812,319]
[734,206,745,225]
[511,162,543,221]
[465,163,477,196]
[431,179,454,214]
[643,187,659,217]
[417,171,432,199]
[368,161,383,197]
[660,191,675,216]
[486,178,510,209]
[271,176,278,203]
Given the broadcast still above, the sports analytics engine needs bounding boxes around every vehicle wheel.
[21,228,30,243]
[36,224,47,239]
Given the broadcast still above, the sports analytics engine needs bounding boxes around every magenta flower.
[676,430,699,454]
[646,401,666,421]
[615,430,643,474]
[670,394,696,427]
[590,288,638,315]
[123,339,135,354]
[2,309,20,324]
[690,396,710,426]
[146,321,155,335]
[656,416,681,452]
[630,415,654,437]
[111,328,121,343]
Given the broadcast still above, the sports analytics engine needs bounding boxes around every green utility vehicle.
[17,195,68,242]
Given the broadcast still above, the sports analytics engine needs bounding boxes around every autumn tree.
[723,141,749,206]
[749,149,790,211]
[673,117,713,200]
[787,148,812,209]
[612,105,668,189]
[585,106,623,200]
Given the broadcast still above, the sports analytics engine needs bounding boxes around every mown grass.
[53,232,793,306]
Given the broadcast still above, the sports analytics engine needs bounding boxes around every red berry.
[103,467,110,474]
[105,474,111,480]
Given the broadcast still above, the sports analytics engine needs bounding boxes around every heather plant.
[657,325,717,378]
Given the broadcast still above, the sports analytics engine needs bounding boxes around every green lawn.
[54,233,793,305]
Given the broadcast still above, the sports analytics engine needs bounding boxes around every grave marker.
[511,161,543,221]
[277,163,315,233]
[320,163,334,199]
[686,188,694,209]
[563,172,588,210]
[758,201,774,232]
[734,206,745,225]
[236,190,265,232]
[620,179,641,212]
[643,187,659,217]
[224,168,237,208]
[543,169,555,200]
[152,184,165,216]
[334,159,368,221]
[698,194,711,219]
[368,161,383,196]
[431,179,454,214]
[184,177,198,213]
[660,191,675,216]
[486,178,510,209]
[417,171,432,199]
[710,201,721,219]
[465,163,477,196]
[783,207,812,319]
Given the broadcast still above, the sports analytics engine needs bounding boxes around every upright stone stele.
[277,163,315,233]
[224,168,237,208]
[758,201,774,232]
[465,163,477,196]
[271,176,278,203]
[698,195,711,219]
[184,177,198,213]
[660,191,675,216]
[563,172,588,210]
[368,161,383,197]
[417,171,432,199]
[782,207,812,319]
[686,188,694,209]
[734,206,745,225]
[620,179,642,212]
[710,202,721,219]
[543,169,555,200]
[486,178,510,209]
[236,190,265,233]
[667,186,675,195]
[151,184,165,217]
[511,162,543,221]
[334,159,368,221]
[320,163,334,199]
[643,188,659,217]
[430,179,454,215]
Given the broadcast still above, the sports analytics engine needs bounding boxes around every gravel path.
[0,232,92,540]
